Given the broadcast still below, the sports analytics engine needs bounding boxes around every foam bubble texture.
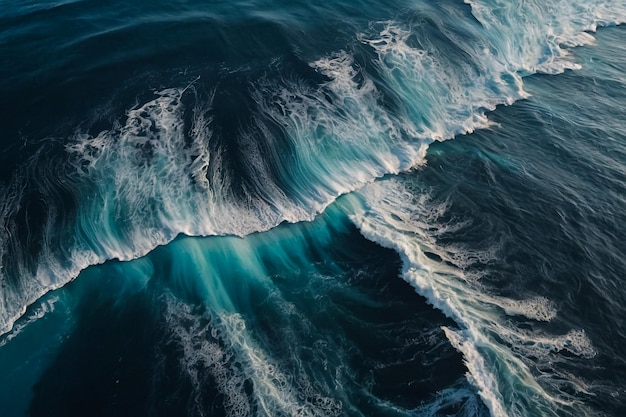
[350,176,599,417]
[163,295,343,417]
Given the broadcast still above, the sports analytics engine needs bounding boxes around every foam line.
[163,295,344,417]
[347,177,598,417]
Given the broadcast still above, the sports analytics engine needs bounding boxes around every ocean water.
[1,0,626,416]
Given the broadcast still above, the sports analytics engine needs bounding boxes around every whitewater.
[1,0,626,416]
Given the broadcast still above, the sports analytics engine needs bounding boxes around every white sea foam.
[0,295,60,348]
[358,22,517,141]
[163,295,342,417]
[348,176,597,417]
[254,49,425,191]
[504,327,597,361]
[465,0,626,74]
[489,295,558,322]
[443,327,508,417]
[409,381,486,417]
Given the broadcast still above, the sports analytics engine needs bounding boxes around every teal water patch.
[0,258,152,416]
[0,294,72,417]
[1,205,482,417]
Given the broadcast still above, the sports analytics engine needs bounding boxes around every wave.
[163,295,344,417]
[348,176,598,417]
[13,205,482,416]
[1,1,626,415]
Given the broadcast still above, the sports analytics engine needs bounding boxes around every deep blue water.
[2,1,626,416]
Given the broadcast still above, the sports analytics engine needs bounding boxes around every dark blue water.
[2,1,626,416]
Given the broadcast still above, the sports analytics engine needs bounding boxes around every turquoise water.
[1,0,626,416]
